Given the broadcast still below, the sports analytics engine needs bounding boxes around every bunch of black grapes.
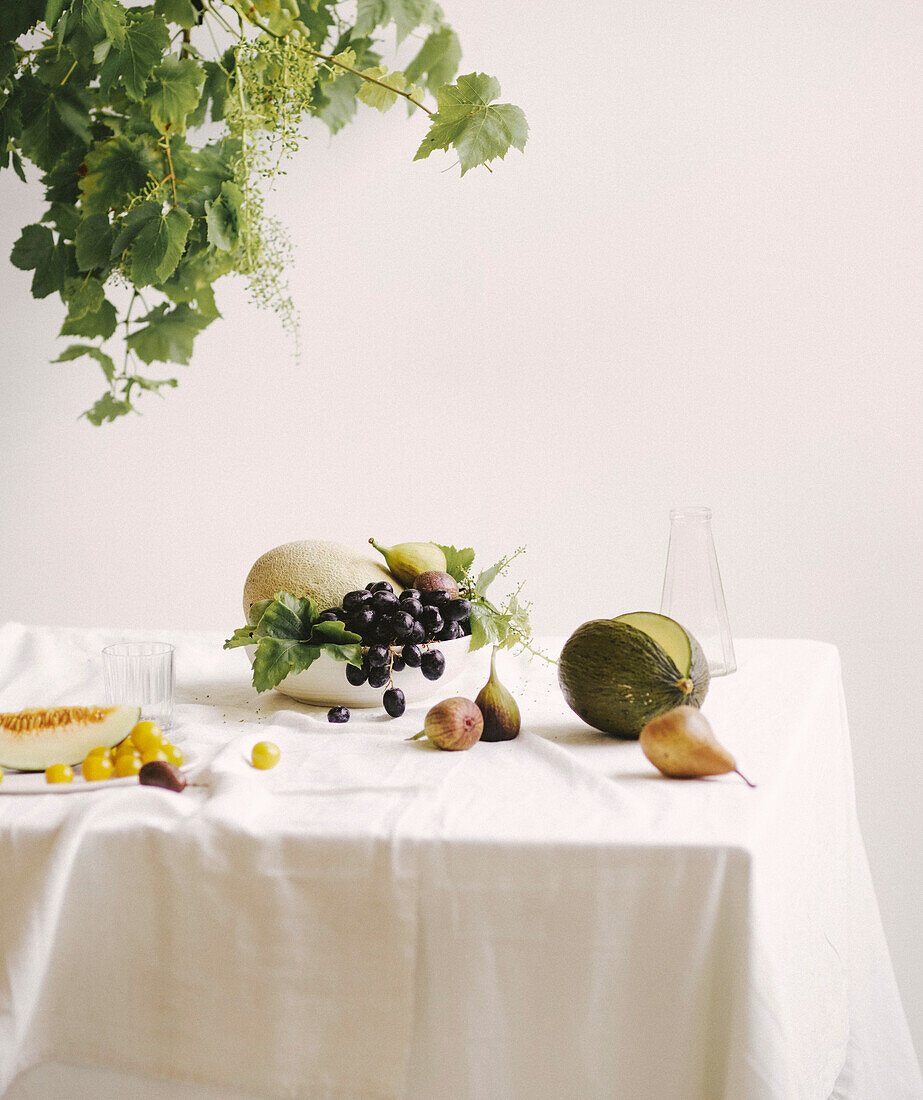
[319,581,472,721]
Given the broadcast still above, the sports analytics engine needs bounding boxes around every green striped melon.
[558,612,709,739]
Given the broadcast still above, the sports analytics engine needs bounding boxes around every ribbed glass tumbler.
[660,507,737,676]
[102,642,176,731]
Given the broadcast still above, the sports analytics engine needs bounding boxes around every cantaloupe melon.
[242,540,399,620]
[0,705,141,771]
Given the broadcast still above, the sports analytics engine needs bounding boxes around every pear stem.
[734,768,756,788]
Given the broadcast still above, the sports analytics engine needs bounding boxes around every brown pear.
[639,706,755,786]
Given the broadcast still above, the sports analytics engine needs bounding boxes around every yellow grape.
[141,747,169,765]
[130,721,164,752]
[46,764,74,784]
[114,752,142,777]
[163,743,184,766]
[251,741,280,770]
[82,754,115,782]
[85,745,111,760]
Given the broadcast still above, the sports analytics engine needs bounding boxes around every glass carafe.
[660,507,736,676]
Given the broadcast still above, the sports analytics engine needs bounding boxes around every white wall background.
[1,0,921,1065]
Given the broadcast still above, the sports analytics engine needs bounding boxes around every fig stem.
[735,768,756,788]
[407,731,426,741]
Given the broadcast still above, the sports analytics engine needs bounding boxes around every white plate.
[0,747,198,795]
[245,635,474,708]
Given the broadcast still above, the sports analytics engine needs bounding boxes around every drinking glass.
[102,642,176,731]
[660,507,737,676]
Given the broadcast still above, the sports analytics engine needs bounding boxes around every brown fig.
[413,570,460,598]
[475,647,521,742]
[408,697,483,750]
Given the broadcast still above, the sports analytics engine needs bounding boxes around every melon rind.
[242,540,399,619]
[0,705,141,771]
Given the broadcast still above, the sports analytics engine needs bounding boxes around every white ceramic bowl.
[245,636,473,708]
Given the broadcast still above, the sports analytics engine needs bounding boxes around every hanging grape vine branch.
[0,0,527,424]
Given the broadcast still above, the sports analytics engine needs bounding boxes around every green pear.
[640,706,755,786]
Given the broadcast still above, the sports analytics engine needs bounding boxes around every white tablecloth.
[0,622,919,1100]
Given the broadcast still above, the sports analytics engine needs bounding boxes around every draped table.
[0,622,919,1100]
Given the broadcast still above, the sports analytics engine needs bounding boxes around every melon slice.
[613,612,693,675]
[0,705,141,771]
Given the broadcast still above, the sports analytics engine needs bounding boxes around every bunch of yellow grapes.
[44,721,184,784]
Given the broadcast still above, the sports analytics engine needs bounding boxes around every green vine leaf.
[82,391,133,425]
[204,180,243,251]
[147,55,205,135]
[79,135,164,216]
[63,274,105,318]
[129,204,193,287]
[154,0,199,30]
[414,72,528,175]
[354,0,435,45]
[187,56,233,126]
[98,10,170,101]
[404,26,460,96]
[59,296,118,339]
[54,343,116,382]
[356,66,407,113]
[252,639,321,691]
[435,544,475,580]
[43,203,83,241]
[126,301,212,364]
[75,213,114,271]
[65,0,127,49]
[18,81,92,172]
[10,224,64,298]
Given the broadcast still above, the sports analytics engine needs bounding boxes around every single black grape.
[367,644,391,667]
[390,610,416,640]
[343,589,372,612]
[365,582,377,591]
[420,605,444,637]
[399,597,424,619]
[407,621,426,645]
[420,589,449,607]
[317,610,339,623]
[369,581,393,593]
[420,648,445,680]
[443,598,472,622]
[383,687,405,717]
[328,706,350,723]
[368,664,390,689]
[399,589,422,602]
[401,643,422,667]
[390,652,406,673]
[345,662,368,686]
[371,590,399,614]
[437,620,464,642]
